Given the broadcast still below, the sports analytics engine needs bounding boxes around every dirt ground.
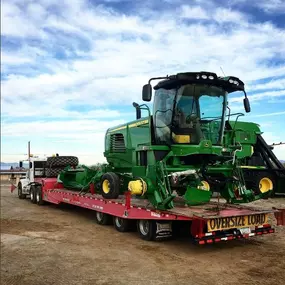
[1,182,285,285]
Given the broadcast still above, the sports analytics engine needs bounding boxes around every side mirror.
[133,102,141,119]
[29,162,32,169]
[19,161,23,168]
[243,97,251,113]
[142,84,152,102]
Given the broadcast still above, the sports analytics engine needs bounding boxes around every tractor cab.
[153,83,226,146]
[142,72,250,148]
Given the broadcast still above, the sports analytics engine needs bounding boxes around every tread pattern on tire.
[46,156,78,168]
[46,167,65,178]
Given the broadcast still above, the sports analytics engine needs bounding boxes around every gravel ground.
[1,182,285,285]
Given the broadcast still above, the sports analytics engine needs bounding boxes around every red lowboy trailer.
[15,177,277,245]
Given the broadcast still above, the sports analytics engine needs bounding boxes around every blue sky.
[1,0,285,165]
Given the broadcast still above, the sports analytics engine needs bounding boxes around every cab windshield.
[153,84,227,145]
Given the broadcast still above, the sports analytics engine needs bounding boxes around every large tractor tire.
[46,156,78,168]
[250,172,275,196]
[46,167,65,178]
[100,172,120,199]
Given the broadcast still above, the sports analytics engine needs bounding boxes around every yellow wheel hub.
[102,179,110,194]
[259,177,273,193]
[198,180,210,191]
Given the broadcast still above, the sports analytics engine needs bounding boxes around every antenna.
[220,66,226,76]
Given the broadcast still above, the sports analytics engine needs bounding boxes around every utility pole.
[28,141,31,169]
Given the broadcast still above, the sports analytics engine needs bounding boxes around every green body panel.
[224,120,285,194]
[104,117,151,171]
[58,165,102,190]
[224,121,262,159]
[184,186,212,206]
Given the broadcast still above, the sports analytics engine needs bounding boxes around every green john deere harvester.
[59,71,273,210]
[223,120,285,196]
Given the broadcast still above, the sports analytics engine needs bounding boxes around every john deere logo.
[204,142,209,147]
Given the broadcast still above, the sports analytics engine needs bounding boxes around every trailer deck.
[28,178,275,244]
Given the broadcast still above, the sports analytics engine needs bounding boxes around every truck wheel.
[101,172,120,199]
[30,186,37,204]
[94,211,112,225]
[113,216,131,232]
[137,220,173,241]
[36,186,45,205]
[18,183,26,199]
[46,156,78,167]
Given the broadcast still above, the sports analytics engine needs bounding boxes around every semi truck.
[10,71,284,244]
[17,156,47,199]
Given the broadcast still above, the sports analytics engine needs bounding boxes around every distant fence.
[0,170,26,184]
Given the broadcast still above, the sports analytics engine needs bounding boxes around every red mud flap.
[273,208,285,226]
[193,224,275,245]
[10,184,16,193]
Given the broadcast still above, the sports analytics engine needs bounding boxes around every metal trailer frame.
[18,177,276,245]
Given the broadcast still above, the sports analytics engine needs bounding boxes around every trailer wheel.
[36,186,45,205]
[113,216,131,232]
[18,183,26,199]
[137,220,156,241]
[94,211,112,225]
[30,186,37,204]
[137,220,173,241]
[101,172,120,199]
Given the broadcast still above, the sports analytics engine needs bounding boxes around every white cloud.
[1,52,33,65]
[213,8,246,23]
[230,90,285,103]
[229,0,285,14]
[248,78,285,92]
[1,2,45,38]
[249,111,285,118]
[1,0,285,163]
[181,5,209,19]
[257,0,285,13]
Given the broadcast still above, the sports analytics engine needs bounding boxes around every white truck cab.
[18,157,47,198]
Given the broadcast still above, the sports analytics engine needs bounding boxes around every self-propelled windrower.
[59,71,272,210]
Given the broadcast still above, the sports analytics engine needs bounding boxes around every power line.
[269,142,285,146]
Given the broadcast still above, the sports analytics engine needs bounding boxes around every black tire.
[137,220,173,241]
[94,211,112,225]
[100,172,120,199]
[46,167,64,178]
[249,172,275,196]
[35,186,44,205]
[18,183,26,199]
[30,186,37,204]
[113,216,132,232]
[46,156,78,168]
[137,220,156,241]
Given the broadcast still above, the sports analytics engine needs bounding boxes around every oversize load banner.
[207,213,268,232]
